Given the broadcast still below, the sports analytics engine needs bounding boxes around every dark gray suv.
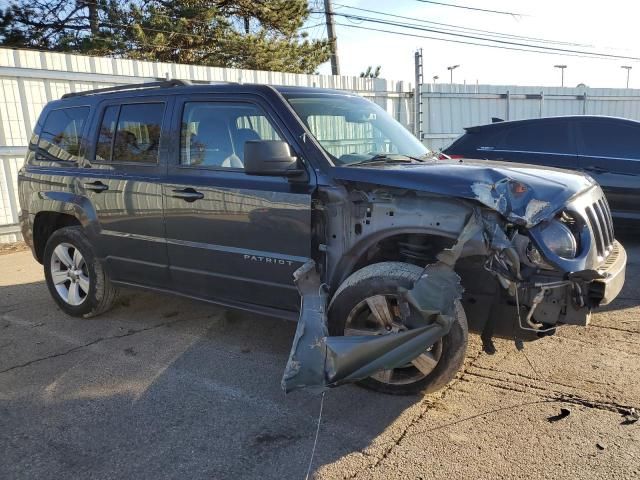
[18,81,626,395]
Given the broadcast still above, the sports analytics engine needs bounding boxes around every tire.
[328,262,468,395]
[43,226,118,318]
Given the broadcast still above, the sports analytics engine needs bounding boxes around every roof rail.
[61,79,192,99]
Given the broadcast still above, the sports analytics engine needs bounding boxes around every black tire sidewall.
[328,263,468,395]
[43,227,102,317]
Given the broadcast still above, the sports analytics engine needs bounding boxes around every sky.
[305,0,640,88]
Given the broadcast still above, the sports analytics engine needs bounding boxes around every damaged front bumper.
[590,240,626,306]
[487,239,626,340]
[281,260,462,393]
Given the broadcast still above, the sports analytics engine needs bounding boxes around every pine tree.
[0,0,330,74]
[0,0,127,55]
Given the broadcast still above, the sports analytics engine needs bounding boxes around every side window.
[579,121,640,159]
[499,121,572,154]
[34,106,89,162]
[180,102,282,168]
[94,103,164,163]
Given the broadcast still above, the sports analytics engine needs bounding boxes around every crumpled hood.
[332,158,596,227]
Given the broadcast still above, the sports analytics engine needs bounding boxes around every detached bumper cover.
[281,260,461,393]
[594,240,626,306]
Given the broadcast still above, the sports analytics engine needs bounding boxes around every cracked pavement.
[1,236,639,480]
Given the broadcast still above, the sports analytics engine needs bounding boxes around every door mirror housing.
[244,140,303,177]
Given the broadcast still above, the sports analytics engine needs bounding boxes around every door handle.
[83,181,109,192]
[171,188,204,202]
[583,165,607,174]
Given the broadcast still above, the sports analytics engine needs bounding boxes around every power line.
[333,22,638,62]
[300,22,326,31]
[327,12,640,62]
[332,3,590,48]
[414,0,525,17]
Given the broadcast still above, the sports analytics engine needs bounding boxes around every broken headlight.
[537,219,577,259]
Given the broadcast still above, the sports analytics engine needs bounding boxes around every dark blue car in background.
[444,115,640,224]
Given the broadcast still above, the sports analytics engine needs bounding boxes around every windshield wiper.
[348,153,424,166]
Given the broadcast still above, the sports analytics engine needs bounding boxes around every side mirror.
[244,140,302,177]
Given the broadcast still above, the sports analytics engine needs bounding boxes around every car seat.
[233,128,261,162]
[190,119,234,166]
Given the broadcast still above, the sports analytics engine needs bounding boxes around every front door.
[162,95,314,312]
[81,98,172,288]
[576,118,640,221]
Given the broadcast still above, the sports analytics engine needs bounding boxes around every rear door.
[162,94,314,312]
[487,118,578,170]
[81,97,172,288]
[576,118,640,220]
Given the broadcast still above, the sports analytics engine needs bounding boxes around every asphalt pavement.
[1,237,639,480]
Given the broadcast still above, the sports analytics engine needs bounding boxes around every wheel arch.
[29,191,97,263]
[328,227,459,291]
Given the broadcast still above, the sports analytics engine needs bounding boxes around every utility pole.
[622,65,632,88]
[554,64,567,87]
[324,0,340,75]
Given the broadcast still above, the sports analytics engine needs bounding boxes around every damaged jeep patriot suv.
[19,81,626,395]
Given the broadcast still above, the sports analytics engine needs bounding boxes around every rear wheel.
[328,262,468,395]
[43,226,118,318]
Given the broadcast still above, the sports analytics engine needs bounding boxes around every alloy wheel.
[344,294,443,385]
[50,242,90,306]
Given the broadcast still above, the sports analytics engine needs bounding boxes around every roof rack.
[61,79,192,99]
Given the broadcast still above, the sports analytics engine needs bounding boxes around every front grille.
[584,195,614,258]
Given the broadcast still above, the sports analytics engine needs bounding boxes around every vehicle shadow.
[0,280,421,480]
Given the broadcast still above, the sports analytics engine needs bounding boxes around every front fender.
[323,189,489,288]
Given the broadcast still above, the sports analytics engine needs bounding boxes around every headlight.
[538,219,577,259]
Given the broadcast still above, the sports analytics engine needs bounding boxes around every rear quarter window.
[31,106,90,162]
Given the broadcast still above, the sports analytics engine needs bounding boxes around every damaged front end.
[478,184,627,340]
[282,180,626,393]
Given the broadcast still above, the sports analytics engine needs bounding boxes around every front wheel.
[328,262,468,395]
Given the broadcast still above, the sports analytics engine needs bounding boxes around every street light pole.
[447,65,460,84]
[554,65,567,87]
[621,66,632,88]
[433,75,439,84]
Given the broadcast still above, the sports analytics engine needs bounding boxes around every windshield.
[284,93,430,166]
